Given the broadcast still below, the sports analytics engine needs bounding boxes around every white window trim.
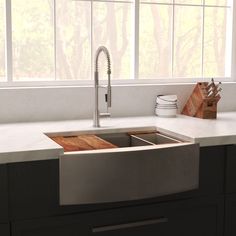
[231,0,236,81]
[1,0,235,87]
[0,77,231,88]
[5,0,13,82]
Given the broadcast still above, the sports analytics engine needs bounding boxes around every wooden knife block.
[182,82,221,119]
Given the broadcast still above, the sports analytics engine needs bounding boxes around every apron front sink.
[48,128,199,205]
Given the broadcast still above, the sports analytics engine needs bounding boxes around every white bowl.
[155,107,177,117]
[156,104,178,108]
[156,95,177,105]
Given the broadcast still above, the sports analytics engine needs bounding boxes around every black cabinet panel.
[0,165,8,222]
[11,197,224,236]
[225,194,236,236]
[8,160,60,220]
[0,224,10,236]
[197,146,225,195]
[226,145,236,193]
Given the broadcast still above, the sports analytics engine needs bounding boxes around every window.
[12,0,54,81]
[139,0,233,79]
[56,0,91,80]
[0,0,234,83]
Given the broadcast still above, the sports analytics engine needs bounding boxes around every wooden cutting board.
[51,135,117,152]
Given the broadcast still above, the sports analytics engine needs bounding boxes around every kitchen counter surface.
[1,111,236,163]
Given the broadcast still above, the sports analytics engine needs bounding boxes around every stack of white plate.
[155,95,178,117]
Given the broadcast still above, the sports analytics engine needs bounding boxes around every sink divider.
[130,135,156,146]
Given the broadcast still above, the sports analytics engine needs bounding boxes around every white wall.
[0,82,235,123]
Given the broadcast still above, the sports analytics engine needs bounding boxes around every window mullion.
[226,1,234,78]
[201,0,205,79]
[53,0,57,80]
[91,0,94,81]
[5,0,13,82]
[231,1,236,80]
[171,0,175,78]
[133,0,139,79]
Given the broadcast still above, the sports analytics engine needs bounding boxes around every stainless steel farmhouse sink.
[47,128,199,205]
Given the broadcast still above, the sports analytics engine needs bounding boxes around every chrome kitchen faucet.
[93,46,112,127]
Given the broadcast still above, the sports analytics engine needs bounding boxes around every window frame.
[0,0,235,87]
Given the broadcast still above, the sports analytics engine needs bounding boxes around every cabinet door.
[8,160,60,220]
[197,146,225,195]
[0,165,8,222]
[225,194,236,236]
[0,224,10,236]
[11,197,224,236]
[226,145,236,193]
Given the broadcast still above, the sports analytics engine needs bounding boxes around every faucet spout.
[93,46,112,127]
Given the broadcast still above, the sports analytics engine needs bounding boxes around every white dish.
[156,95,177,105]
[155,107,177,117]
[156,104,178,108]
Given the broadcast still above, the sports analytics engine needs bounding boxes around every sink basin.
[48,128,199,205]
[96,132,151,147]
[131,132,182,145]
[96,132,181,147]
[50,130,182,151]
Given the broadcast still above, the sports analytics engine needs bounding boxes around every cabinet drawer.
[0,224,10,236]
[0,165,8,222]
[11,197,223,236]
[90,197,223,236]
[226,145,236,193]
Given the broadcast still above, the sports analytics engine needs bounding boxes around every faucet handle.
[105,93,108,103]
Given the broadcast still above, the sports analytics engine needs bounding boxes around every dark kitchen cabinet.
[8,160,59,220]
[0,165,9,222]
[11,197,224,236]
[197,146,225,195]
[0,224,10,236]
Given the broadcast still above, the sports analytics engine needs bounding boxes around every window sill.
[0,77,233,89]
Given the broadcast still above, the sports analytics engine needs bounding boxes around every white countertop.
[1,112,236,164]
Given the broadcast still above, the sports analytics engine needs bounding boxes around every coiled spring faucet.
[93,46,112,127]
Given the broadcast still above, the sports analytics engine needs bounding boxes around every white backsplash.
[0,82,235,123]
